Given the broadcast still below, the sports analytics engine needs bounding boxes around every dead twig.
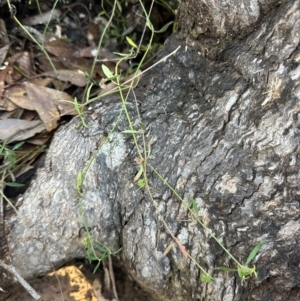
[0,260,41,300]
[108,254,118,301]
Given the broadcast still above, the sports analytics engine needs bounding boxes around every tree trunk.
[2,0,300,300]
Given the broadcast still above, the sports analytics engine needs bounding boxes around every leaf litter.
[0,1,139,188]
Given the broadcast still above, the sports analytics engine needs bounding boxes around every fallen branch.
[0,260,41,300]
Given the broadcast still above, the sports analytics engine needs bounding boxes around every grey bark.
[2,0,300,300]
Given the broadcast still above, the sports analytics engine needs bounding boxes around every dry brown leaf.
[0,19,9,66]
[44,39,77,58]
[0,119,46,142]
[25,83,77,131]
[13,144,45,178]
[73,47,129,71]
[14,164,34,179]
[26,133,51,145]
[62,57,105,78]
[18,52,34,78]
[4,84,34,110]
[8,52,34,78]
[29,77,54,87]
[5,83,77,131]
[0,67,10,98]
[44,69,88,87]
[52,78,72,91]
[0,110,22,120]
[0,97,19,111]
[3,66,19,85]
[22,9,61,26]
[37,54,67,72]
[0,45,9,68]
[72,46,95,58]
[20,109,38,121]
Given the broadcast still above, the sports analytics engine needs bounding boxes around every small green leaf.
[93,261,102,274]
[122,130,140,134]
[139,123,146,131]
[201,274,213,283]
[76,171,83,195]
[112,247,123,255]
[74,97,88,128]
[215,266,236,272]
[190,197,199,213]
[237,265,257,281]
[116,0,122,13]
[5,182,25,187]
[82,237,90,248]
[155,21,174,33]
[87,255,99,261]
[94,243,108,252]
[73,97,80,114]
[137,178,145,189]
[101,64,114,79]
[126,36,138,49]
[245,241,263,266]
[12,141,25,150]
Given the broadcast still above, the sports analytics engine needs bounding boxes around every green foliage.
[137,178,146,189]
[246,241,263,266]
[201,273,214,283]
[76,171,83,196]
[215,241,263,281]
[0,140,45,187]
[5,182,25,187]
[190,197,199,214]
[83,236,122,273]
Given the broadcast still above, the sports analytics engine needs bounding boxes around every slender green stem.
[147,163,242,267]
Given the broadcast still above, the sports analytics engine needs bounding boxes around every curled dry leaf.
[25,83,77,131]
[8,51,34,78]
[4,84,34,110]
[0,19,9,67]
[0,119,46,142]
[5,83,77,131]
[0,53,8,67]
[44,69,88,87]
[0,96,19,111]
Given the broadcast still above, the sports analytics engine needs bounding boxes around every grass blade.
[245,241,263,266]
